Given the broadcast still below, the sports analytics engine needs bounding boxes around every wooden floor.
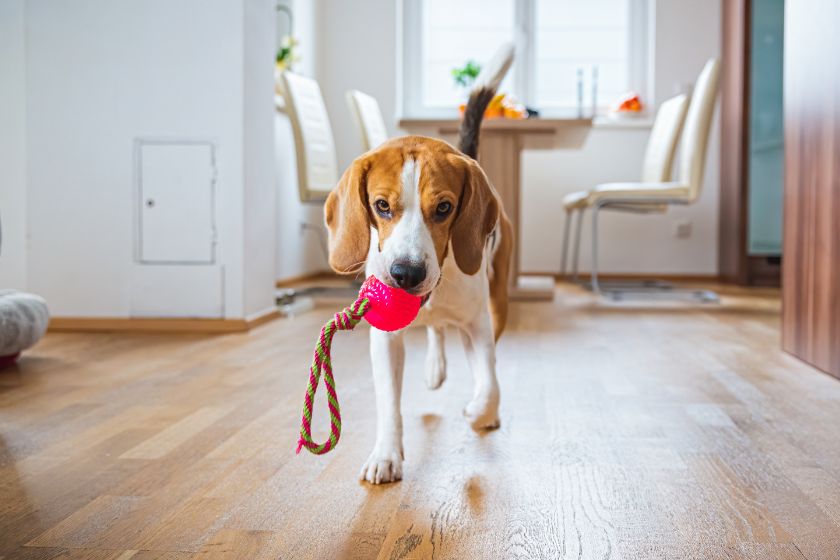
[2,284,840,559]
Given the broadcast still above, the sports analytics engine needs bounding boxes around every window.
[401,0,650,117]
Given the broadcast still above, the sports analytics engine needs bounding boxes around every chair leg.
[560,210,572,278]
[585,201,719,303]
[571,208,584,283]
[591,202,602,295]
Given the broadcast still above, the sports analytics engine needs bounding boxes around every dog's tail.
[457,42,515,160]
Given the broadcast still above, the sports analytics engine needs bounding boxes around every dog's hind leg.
[460,311,501,430]
[425,326,447,390]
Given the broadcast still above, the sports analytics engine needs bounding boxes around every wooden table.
[400,117,593,300]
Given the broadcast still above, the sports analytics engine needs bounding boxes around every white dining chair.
[561,92,689,280]
[346,89,390,152]
[561,58,720,301]
[277,71,340,203]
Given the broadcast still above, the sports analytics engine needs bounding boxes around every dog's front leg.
[460,310,501,430]
[360,327,405,484]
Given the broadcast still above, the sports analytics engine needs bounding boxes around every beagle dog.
[325,84,513,484]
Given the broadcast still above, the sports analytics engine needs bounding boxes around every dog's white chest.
[416,252,489,328]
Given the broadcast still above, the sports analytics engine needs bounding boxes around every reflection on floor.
[1,283,839,559]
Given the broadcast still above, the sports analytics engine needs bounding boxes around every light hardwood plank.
[120,406,237,460]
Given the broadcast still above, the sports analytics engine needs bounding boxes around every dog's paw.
[425,351,446,390]
[464,397,501,431]
[359,447,403,484]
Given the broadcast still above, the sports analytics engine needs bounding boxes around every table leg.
[478,133,554,301]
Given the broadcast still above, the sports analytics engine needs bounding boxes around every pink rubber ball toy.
[359,276,422,332]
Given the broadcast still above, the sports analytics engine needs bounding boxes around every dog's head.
[324,137,499,296]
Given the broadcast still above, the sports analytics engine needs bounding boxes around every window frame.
[399,0,652,118]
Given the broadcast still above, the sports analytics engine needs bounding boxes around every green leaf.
[451,59,482,88]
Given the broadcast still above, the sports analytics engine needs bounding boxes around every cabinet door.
[783,0,840,378]
[138,142,216,264]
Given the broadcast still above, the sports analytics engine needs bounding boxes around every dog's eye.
[375,199,391,215]
[435,201,452,217]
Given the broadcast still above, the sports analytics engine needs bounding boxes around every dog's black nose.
[390,261,426,290]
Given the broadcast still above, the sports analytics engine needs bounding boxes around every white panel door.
[138,142,216,263]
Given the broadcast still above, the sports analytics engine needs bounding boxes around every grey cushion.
[0,290,50,357]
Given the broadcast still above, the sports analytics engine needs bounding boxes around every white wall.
[314,0,722,275]
[244,0,279,318]
[23,0,276,318]
[0,0,27,289]
[274,0,330,281]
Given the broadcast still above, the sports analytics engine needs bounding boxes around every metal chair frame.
[561,197,718,303]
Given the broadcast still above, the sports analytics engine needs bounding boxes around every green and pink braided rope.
[296,296,370,455]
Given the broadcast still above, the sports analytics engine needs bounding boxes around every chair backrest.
[678,58,721,201]
[346,90,389,152]
[278,72,339,203]
[640,94,689,182]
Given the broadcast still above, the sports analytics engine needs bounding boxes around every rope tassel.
[296,297,370,455]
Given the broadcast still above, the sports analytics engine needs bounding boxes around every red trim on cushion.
[0,353,21,369]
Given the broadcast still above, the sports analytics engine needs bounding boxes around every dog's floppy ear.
[324,157,371,274]
[450,155,500,275]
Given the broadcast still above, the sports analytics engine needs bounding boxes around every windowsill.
[592,115,653,129]
[398,115,652,136]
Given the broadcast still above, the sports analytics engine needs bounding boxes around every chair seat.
[589,181,689,210]
[563,182,689,212]
[562,191,589,211]
[592,181,689,199]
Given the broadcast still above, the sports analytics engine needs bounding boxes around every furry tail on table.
[457,42,515,160]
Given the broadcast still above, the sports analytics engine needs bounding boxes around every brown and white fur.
[324,82,513,484]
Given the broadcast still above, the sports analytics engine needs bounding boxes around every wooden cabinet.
[782,0,840,378]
